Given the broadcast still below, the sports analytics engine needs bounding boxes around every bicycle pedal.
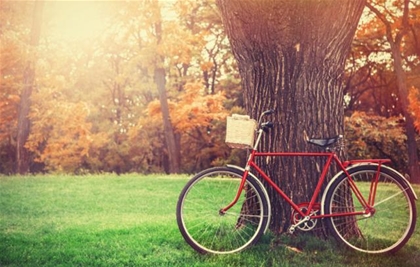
[288,225,296,234]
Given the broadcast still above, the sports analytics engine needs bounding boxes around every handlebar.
[261,122,274,132]
[258,109,275,128]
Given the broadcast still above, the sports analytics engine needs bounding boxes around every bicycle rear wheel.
[176,167,269,254]
[324,165,417,254]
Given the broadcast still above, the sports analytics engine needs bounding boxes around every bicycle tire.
[176,166,270,254]
[324,164,417,254]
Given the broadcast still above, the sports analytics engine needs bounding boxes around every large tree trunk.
[16,0,44,174]
[217,0,365,232]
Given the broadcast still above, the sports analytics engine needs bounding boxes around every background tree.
[153,3,181,174]
[366,0,419,183]
[4,0,416,178]
[124,0,241,173]
[344,0,420,182]
[16,0,44,174]
[0,2,28,173]
[216,0,366,232]
[409,87,420,132]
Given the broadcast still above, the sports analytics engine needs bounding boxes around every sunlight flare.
[45,0,112,42]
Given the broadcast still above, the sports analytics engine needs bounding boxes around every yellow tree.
[366,0,420,183]
[103,0,182,173]
[0,2,26,172]
[153,4,181,174]
[16,0,44,174]
[26,98,97,173]
[18,1,118,173]
[409,87,420,132]
[143,82,229,172]
[120,0,234,173]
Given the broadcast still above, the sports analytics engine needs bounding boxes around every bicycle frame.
[177,110,417,255]
[221,128,391,221]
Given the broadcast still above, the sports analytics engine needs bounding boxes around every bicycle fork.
[219,170,250,214]
[220,149,258,214]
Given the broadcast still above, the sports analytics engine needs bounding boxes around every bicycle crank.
[290,202,321,232]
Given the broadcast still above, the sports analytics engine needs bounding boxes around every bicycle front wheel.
[176,167,269,254]
[324,165,417,254]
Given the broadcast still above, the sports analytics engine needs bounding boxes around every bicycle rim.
[325,166,416,254]
[176,167,269,254]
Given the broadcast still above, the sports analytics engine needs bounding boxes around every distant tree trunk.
[217,0,365,232]
[154,20,181,174]
[367,0,420,184]
[16,0,44,174]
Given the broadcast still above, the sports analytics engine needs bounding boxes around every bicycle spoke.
[177,167,269,254]
[373,187,409,207]
[325,165,416,254]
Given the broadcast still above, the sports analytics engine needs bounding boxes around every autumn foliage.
[0,0,419,175]
[409,87,420,132]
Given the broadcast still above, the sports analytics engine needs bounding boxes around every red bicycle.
[176,110,417,254]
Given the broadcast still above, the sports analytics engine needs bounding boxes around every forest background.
[1,0,420,178]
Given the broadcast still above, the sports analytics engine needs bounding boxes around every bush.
[345,111,418,175]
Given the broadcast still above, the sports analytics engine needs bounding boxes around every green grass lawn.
[1,174,419,267]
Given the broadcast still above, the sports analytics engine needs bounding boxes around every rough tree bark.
[16,0,44,174]
[216,0,366,232]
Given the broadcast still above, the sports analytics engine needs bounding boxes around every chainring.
[291,202,321,231]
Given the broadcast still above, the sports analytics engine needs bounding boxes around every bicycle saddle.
[308,136,341,148]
